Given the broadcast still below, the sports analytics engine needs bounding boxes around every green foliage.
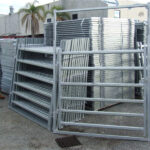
[45,5,71,21]
[19,0,45,37]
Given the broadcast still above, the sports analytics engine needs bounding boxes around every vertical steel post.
[8,39,19,106]
[58,49,62,129]
[147,3,150,141]
[144,46,147,137]
[52,9,57,131]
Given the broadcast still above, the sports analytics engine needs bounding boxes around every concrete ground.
[0,96,150,150]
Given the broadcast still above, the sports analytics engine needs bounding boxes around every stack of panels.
[134,23,147,97]
[60,38,90,122]
[18,38,44,47]
[44,19,91,46]
[90,18,135,109]
[44,17,136,110]
[135,22,147,45]
[44,23,53,46]
[10,47,56,130]
[0,39,17,93]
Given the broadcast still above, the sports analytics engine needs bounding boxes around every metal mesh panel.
[91,18,135,109]
[48,17,136,110]
[60,38,90,123]
[44,19,91,46]
[0,39,17,93]
[54,5,148,139]
[9,46,56,130]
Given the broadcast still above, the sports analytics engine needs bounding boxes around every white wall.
[0,0,147,37]
[0,1,61,36]
[62,0,108,19]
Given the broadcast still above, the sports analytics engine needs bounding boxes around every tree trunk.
[31,19,35,38]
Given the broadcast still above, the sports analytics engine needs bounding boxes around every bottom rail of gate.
[53,48,150,141]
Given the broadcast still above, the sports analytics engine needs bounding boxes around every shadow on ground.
[0,96,150,150]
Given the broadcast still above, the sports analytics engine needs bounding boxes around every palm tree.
[45,5,71,21]
[19,1,45,37]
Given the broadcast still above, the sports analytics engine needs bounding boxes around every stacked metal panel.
[60,38,90,122]
[134,23,147,97]
[44,23,54,46]
[135,22,147,45]
[18,38,44,47]
[44,19,90,46]
[10,46,56,129]
[0,39,17,93]
[45,17,135,111]
[90,18,135,109]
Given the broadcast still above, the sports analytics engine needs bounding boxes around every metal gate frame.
[53,3,150,141]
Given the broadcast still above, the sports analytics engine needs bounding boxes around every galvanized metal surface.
[0,39,17,93]
[59,38,90,126]
[9,45,57,130]
[53,4,150,141]
[55,45,148,141]
[90,17,135,109]
[0,38,44,94]
[44,19,90,46]
[3,3,149,142]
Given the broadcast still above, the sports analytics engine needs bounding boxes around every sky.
[0,0,55,14]
[0,0,150,15]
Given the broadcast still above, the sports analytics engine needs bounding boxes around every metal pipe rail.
[55,4,147,13]
[55,130,148,141]
[61,66,144,71]
[61,97,144,103]
[61,122,144,131]
[61,109,144,117]
[61,50,144,55]
[53,3,150,141]
[61,82,144,87]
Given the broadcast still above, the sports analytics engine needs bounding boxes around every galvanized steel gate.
[53,4,150,141]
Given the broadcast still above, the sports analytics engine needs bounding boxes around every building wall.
[0,16,6,36]
[0,0,148,37]
[0,1,61,36]
[108,0,147,21]
[61,0,108,19]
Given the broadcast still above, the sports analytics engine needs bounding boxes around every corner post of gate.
[52,9,57,131]
[147,2,150,141]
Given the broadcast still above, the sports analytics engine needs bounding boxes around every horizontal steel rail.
[10,106,48,129]
[61,122,144,131]
[61,50,144,55]
[61,82,144,87]
[55,4,147,13]
[12,101,49,120]
[17,59,53,70]
[61,66,144,71]
[61,97,144,103]
[61,109,144,117]
[54,3,149,141]
[54,130,147,141]
[15,71,53,84]
[14,82,52,98]
[13,91,50,109]
[19,48,54,55]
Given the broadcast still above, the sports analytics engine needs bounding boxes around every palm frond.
[36,5,45,12]
[57,12,71,20]
[50,5,64,16]
[46,5,70,21]
[25,16,30,33]
[18,8,31,14]
[32,14,40,34]
[21,14,30,25]
[19,1,45,36]
[33,0,39,5]
[35,11,45,22]
[26,2,32,9]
